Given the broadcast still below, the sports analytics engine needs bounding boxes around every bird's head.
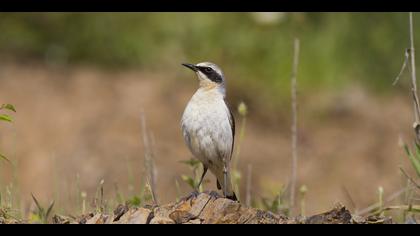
[182,62,225,90]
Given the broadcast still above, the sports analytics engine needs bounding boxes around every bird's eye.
[205,67,212,72]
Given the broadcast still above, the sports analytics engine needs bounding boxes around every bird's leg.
[206,190,222,200]
[223,160,228,197]
[196,165,208,191]
[178,165,208,203]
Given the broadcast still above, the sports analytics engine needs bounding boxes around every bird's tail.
[227,191,238,201]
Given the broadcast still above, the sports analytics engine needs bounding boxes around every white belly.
[181,90,233,171]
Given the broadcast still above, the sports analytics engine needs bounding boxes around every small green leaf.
[181,175,196,189]
[404,144,420,177]
[0,104,16,112]
[237,102,248,117]
[0,153,10,163]
[127,195,141,207]
[403,144,412,156]
[232,169,241,181]
[261,198,270,210]
[0,114,12,122]
[271,198,280,212]
[179,158,201,168]
[415,143,420,164]
[28,213,41,224]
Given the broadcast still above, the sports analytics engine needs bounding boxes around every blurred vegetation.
[0,13,414,99]
[0,104,15,162]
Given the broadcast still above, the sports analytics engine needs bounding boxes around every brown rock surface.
[114,208,151,224]
[44,193,394,224]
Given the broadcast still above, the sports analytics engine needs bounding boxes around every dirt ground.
[0,62,416,215]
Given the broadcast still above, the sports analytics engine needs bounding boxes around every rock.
[153,204,174,219]
[169,200,194,224]
[104,214,115,224]
[115,208,151,224]
[0,216,20,224]
[78,213,95,224]
[149,217,175,224]
[351,214,393,224]
[189,193,212,217]
[363,215,393,224]
[198,197,242,224]
[239,208,282,224]
[85,213,108,224]
[305,204,352,224]
[113,204,129,222]
[52,214,74,224]
[184,218,202,224]
[351,215,366,224]
[9,192,394,224]
[0,209,21,224]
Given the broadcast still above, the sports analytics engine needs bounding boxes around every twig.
[289,38,300,213]
[393,48,410,86]
[382,205,420,213]
[233,102,247,170]
[140,110,158,205]
[409,12,420,142]
[150,131,159,199]
[400,167,420,189]
[378,186,384,217]
[393,13,420,142]
[357,186,415,215]
[99,179,104,213]
[299,185,308,217]
[341,186,357,212]
[245,164,252,207]
[232,102,248,200]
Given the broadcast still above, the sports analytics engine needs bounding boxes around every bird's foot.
[179,190,200,203]
[203,190,222,200]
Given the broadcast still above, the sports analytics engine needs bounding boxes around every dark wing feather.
[224,99,235,159]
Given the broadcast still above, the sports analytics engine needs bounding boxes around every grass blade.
[45,201,55,220]
[415,143,420,166]
[407,145,420,177]
[0,104,16,112]
[0,153,10,163]
[31,193,43,212]
[383,205,420,213]
[179,158,201,167]
[0,114,12,122]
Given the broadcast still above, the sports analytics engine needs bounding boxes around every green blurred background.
[0,12,412,97]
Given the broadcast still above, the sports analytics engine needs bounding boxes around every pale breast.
[181,89,233,166]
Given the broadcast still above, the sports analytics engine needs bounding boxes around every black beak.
[182,63,198,72]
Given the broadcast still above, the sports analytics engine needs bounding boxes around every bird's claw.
[204,190,222,200]
[179,190,200,203]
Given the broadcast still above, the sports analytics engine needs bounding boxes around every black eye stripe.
[197,66,223,83]
[197,66,213,72]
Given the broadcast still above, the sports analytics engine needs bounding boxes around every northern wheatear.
[181,62,237,201]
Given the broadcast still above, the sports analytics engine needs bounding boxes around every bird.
[181,62,237,201]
